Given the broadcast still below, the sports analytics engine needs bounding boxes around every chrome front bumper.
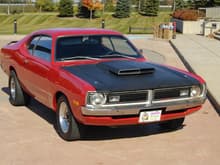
[81,96,206,116]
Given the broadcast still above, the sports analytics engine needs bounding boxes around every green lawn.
[0,12,171,34]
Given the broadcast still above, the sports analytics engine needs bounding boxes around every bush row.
[172,9,199,21]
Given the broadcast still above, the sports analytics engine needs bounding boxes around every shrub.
[59,0,73,17]
[173,9,198,21]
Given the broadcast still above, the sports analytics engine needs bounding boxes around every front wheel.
[56,95,84,141]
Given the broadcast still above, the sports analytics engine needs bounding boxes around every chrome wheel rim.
[10,77,16,100]
[59,102,70,133]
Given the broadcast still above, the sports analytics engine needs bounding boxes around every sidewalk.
[170,34,220,114]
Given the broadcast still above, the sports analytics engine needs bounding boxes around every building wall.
[206,7,220,18]
[203,21,220,36]
[172,18,204,34]
[172,18,220,36]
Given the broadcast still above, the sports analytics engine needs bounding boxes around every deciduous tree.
[82,0,103,19]
[104,0,115,12]
[36,0,54,12]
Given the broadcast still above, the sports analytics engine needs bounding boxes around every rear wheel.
[56,95,84,141]
[160,118,185,130]
[9,71,30,106]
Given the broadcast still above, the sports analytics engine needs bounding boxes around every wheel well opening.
[9,66,16,73]
[56,92,65,101]
[53,91,66,110]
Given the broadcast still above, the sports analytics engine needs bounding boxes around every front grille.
[107,91,148,104]
[154,87,190,100]
[106,87,191,104]
[120,93,147,102]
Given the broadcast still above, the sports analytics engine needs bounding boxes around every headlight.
[190,86,201,97]
[180,89,189,97]
[88,92,106,106]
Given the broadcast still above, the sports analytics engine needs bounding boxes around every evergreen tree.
[186,0,193,9]
[77,1,89,18]
[175,0,185,10]
[213,0,220,5]
[77,1,95,18]
[193,0,208,8]
[114,0,131,18]
[59,0,73,17]
[199,0,220,7]
[139,0,159,16]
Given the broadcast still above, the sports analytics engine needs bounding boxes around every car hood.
[62,60,200,92]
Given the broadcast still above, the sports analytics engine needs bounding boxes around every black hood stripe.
[63,61,200,92]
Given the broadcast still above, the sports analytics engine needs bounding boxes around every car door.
[23,35,54,107]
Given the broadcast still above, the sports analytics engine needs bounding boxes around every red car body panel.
[0,28,206,126]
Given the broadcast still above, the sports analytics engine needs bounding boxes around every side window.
[111,37,137,55]
[28,36,40,55]
[33,36,52,62]
[102,37,113,51]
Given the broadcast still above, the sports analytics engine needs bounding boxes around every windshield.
[55,35,141,61]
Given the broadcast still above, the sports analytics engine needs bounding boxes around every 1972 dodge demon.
[0,28,206,140]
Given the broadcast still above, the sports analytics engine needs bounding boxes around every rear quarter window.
[28,35,52,62]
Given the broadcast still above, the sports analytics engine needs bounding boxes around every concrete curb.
[213,32,220,41]
[169,40,220,116]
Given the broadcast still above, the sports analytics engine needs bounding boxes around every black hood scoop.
[97,61,155,76]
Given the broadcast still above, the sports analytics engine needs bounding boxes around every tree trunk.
[138,0,141,12]
[23,4,25,14]
[173,0,176,11]
[7,3,10,15]
[90,9,92,20]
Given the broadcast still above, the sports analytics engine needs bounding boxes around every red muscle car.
[0,28,206,140]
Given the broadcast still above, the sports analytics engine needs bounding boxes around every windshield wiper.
[99,54,136,59]
[59,56,99,61]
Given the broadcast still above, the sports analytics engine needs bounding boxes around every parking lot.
[0,35,220,165]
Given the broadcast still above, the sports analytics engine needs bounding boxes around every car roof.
[32,28,122,37]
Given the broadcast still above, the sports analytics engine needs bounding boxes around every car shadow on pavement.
[1,87,184,141]
[1,87,56,125]
[2,87,9,95]
[27,99,56,125]
[82,124,184,141]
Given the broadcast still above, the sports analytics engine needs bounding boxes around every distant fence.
[0,4,36,13]
[128,26,153,34]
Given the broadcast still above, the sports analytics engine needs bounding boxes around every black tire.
[160,118,185,130]
[56,95,84,141]
[9,70,30,106]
